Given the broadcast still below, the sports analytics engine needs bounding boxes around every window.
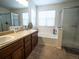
[38,10,56,26]
[22,13,29,26]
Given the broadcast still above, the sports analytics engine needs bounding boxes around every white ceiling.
[33,0,77,6]
[0,0,77,9]
[0,0,28,9]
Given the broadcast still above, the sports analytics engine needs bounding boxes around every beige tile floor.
[27,45,79,59]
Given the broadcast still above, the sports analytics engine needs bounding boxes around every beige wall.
[37,1,79,10]
[37,1,79,46]
[28,0,37,29]
[37,1,79,27]
[31,3,37,28]
[37,1,79,37]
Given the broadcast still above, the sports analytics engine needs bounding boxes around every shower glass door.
[62,7,79,48]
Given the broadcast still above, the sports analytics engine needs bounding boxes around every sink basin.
[0,36,14,45]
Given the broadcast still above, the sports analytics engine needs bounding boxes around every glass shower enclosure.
[62,7,79,49]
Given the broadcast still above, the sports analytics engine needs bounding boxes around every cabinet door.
[25,44,31,58]
[0,53,12,59]
[5,56,12,59]
[32,32,38,49]
[12,47,24,59]
[25,35,32,58]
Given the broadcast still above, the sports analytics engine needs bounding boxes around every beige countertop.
[0,29,37,49]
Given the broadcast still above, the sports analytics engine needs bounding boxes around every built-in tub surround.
[38,28,62,48]
[0,29,37,49]
[38,26,58,39]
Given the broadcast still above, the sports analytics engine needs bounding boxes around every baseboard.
[62,46,79,55]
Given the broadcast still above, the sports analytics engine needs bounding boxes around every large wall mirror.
[0,0,29,32]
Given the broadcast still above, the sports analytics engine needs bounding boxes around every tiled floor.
[27,45,79,59]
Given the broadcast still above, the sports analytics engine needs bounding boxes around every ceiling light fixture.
[16,0,28,6]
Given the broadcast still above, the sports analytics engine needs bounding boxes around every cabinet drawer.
[0,39,23,56]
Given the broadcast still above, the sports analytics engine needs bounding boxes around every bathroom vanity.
[0,30,38,59]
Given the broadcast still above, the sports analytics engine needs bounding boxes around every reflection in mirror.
[0,0,29,32]
[0,13,11,31]
[11,13,20,26]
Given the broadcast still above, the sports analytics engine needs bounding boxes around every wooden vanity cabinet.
[12,47,24,59]
[24,35,32,59]
[0,31,38,59]
[24,31,38,59]
[32,31,38,50]
[0,39,24,59]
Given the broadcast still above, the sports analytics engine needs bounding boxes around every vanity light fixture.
[16,0,28,6]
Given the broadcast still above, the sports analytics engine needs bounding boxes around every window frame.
[38,10,56,26]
